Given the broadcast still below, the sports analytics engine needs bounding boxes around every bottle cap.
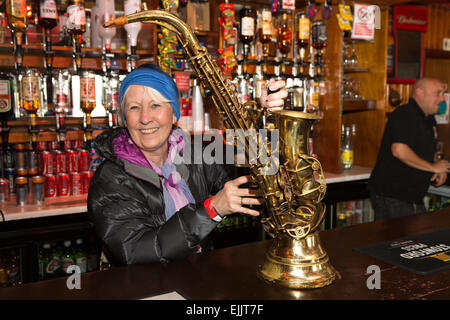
[15,176,28,185]
[31,176,45,184]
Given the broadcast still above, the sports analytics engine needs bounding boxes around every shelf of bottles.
[0,234,100,287]
[0,0,150,208]
[214,2,329,117]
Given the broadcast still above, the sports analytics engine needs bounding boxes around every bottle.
[6,0,28,71]
[124,0,142,53]
[61,240,75,274]
[277,12,292,57]
[66,0,86,72]
[239,6,255,61]
[277,12,292,79]
[38,0,58,116]
[79,71,96,116]
[286,78,296,111]
[38,243,52,280]
[21,68,42,116]
[5,0,27,33]
[297,13,310,67]
[307,79,319,112]
[341,126,354,169]
[37,0,58,32]
[258,8,272,51]
[311,20,327,78]
[7,250,21,286]
[74,238,87,273]
[66,0,86,36]
[97,0,116,69]
[0,73,14,122]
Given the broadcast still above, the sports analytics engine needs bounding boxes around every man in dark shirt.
[369,77,450,220]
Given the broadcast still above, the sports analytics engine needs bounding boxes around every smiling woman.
[87,63,287,266]
[122,85,177,167]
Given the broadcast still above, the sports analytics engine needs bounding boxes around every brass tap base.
[259,232,337,289]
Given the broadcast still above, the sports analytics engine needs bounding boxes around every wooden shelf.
[3,116,109,144]
[343,67,370,73]
[343,99,376,113]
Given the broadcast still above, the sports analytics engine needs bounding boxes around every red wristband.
[204,196,224,222]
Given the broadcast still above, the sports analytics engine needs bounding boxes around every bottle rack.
[5,116,109,144]
[0,43,155,72]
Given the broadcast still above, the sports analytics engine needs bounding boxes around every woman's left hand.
[260,78,288,112]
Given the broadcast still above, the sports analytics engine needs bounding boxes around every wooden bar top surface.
[1,208,450,300]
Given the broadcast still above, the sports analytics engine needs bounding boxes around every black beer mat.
[354,228,450,275]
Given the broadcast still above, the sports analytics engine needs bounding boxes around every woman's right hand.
[211,175,263,217]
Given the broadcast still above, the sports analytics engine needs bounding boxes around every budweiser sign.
[397,15,426,26]
[394,5,428,32]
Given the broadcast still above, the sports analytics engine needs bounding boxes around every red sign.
[394,5,428,32]
[174,72,191,92]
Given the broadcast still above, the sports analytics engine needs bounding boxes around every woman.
[88,64,287,266]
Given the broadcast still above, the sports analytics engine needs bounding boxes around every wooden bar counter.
[1,208,449,300]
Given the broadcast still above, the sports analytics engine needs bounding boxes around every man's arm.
[391,142,450,173]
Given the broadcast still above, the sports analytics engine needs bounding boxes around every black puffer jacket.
[87,127,229,265]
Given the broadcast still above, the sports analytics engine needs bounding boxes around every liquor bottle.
[277,12,292,78]
[311,20,327,79]
[0,73,14,179]
[61,240,75,274]
[258,8,272,76]
[253,64,265,104]
[0,73,14,123]
[341,126,354,170]
[38,0,58,116]
[66,0,86,73]
[277,12,292,56]
[80,71,96,116]
[6,0,28,72]
[239,6,255,75]
[297,12,310,70]
[97,0,116,73]
[21,69,42,116]
[38,0,58,42]
[124,0,142,71]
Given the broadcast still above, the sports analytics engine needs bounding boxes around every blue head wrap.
[119,64,180,120]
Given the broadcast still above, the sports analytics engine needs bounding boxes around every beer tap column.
[124,0,142,72]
